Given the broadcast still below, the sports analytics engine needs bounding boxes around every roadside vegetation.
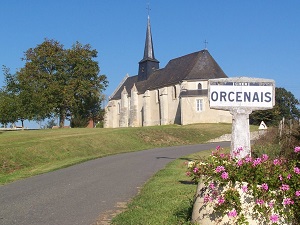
[112,123,300,224]
[111,151,209,225]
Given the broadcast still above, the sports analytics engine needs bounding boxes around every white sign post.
[209,77,275,159]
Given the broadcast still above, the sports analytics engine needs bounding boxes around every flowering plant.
[186,146,300,224]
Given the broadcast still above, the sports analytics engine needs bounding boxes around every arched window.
[156,90,160,103]
[117,102,121,114]
[198,83,202,90]
[172,86,177,99]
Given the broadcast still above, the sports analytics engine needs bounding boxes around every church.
[104,16,232,128]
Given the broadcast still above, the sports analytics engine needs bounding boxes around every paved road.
[0,142,229,225]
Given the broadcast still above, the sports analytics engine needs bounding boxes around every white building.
[104,16,232,128]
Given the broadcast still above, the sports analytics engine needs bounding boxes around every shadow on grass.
[155,156,177,159]
[179,180,196,185]
[174,198,195,225]
[179,157,196,161]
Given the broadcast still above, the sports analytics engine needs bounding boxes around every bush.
[186,146,300,224]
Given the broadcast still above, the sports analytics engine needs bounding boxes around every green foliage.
[252,123,300,162]
[250,87,300,126]
[2,39,108,127]
[45,118,57,128]
[0,89,20,125]
[70,114,89,128]
[111,154,212,225]
[186,146,300,224]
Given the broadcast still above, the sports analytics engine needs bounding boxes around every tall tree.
[0,89,20,127]
[250,87,300,126]
[4,39,108,127]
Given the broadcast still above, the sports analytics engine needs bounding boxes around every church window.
[172,86,177,99]
[198,83,202,90]
[196,99,203,112]
[117,102,121,114]
[156,90,160,103]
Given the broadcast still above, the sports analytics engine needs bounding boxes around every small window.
[172,86,177,99]
[198,83,202,90]
[196,99,203,112]
[117,102,121,114]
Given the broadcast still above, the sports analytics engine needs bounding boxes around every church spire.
[142,15,156,61]
[138,13,159,81]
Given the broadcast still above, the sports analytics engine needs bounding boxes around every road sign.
[209,77,275,110]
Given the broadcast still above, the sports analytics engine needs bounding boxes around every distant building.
[104,16,231,128]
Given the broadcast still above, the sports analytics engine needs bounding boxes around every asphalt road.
[0,142,230,225]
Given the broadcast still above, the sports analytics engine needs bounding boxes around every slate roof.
[110,49,227,100]
[180,89,208,98]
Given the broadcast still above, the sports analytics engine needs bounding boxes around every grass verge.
[111,149,213,225]
[0,124,234,185]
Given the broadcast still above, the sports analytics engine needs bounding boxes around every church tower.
[138,15,159,81]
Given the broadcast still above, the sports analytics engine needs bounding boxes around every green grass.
[0,123,235,184]
[111,150,213,225]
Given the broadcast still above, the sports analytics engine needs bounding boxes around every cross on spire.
[204,40,208,50]
[146,2,151,16]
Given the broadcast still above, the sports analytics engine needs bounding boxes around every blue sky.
[1,1,299,128]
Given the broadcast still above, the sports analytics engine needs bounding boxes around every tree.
[0,89,20,127]
[4,39,108,127]
[250,87,300,126]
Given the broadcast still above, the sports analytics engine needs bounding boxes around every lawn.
[111,150,212,225]
[0,123,234,184]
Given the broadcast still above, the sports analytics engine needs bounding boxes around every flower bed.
[186,146,300,225]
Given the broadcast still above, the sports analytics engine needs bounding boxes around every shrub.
[186,146,300,224]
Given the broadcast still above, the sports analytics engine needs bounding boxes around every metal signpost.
[209,77,275,158]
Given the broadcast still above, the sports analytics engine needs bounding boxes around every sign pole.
[230,108,252,158]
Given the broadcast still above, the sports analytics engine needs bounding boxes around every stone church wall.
[181,96,232,125]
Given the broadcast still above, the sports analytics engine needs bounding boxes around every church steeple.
[138,15,159,81]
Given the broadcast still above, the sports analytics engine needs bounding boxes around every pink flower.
[217,196,225,205]
[295,191,300,197]
[204,194,212,203]
[216,145,221,151]
[228,209,237,218]
[221,172,229,180]
[283,198,294,205]
[261,183,268,191]
[269,201,274,208]
[233,147,243,157]
[220,153,226,158]
[294,167,300,174]
[273,159,281,165]
[209,182,215,190]
[280,184,290,191]
[186,171,191,176]
[287,174,292,179]
[279,174,283,181]
[245,156,252,163]
[270,214,279,223]
[193,167,199,173]
[215,166,225,173]
[256,199,264,205]
[262,154,269,162]
[252,158,262,166]
[295,146,300,153]
[242,185,248,193]
[237,159,244,167]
